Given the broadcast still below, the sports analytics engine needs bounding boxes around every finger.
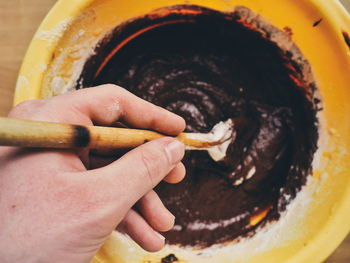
[49,85,186,134]
[135,190,174,232]
[118,209,165,252]
[9,85,185,135]
[164,162,186,184]
[89,137,185,209]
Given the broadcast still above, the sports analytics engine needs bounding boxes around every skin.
[0,85,186,263]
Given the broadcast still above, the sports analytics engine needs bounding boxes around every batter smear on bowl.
[77,5,319,247]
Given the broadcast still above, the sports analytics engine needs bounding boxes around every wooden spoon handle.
[0,117,168,149]
[0,117,215,150]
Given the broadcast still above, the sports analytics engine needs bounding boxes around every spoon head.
[184,118,235,161]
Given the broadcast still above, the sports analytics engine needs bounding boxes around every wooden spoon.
[0,117,235,161]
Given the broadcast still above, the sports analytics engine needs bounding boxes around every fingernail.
[165,140,185,164]
[155,232,165,241]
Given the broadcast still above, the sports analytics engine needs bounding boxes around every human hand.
[0,85,186,263]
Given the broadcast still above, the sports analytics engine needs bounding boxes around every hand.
[0,85,186,263]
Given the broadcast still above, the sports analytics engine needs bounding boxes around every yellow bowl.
[15,0,350,262]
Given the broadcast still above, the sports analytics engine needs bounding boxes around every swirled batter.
[78,6,318,247]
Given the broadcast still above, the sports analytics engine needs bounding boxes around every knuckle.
[148,115,159,130]
[97,84,127,94]
[140,148,167,187]
[106,96,122,115]
[110,86,131,99]
[96,85,129,102]
[109,84,127,92]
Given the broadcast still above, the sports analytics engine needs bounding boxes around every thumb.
[89,137,185,209]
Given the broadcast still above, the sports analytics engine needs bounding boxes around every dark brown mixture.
[77,5,318,247]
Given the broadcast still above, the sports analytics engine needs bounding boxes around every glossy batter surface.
[78,6,318,247]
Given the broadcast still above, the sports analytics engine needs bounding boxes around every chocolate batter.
[77,6,318,247]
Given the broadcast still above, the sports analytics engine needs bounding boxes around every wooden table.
[0,0,349,262]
